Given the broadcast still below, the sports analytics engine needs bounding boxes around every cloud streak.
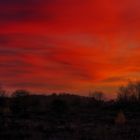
[0,0,140,97]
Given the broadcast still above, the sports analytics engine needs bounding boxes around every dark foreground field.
[0,91,140,140]
[1,111,140,140]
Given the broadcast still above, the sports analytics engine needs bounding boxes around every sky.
[0,0,140,98]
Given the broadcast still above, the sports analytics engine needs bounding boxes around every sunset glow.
[0,0,140,98]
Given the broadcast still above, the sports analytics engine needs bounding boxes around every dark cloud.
[0,0,56,5]
[0,9,52,23]
[0,48,20,55]
[0,0,40,5]
[0,0,54,23]
[0,34,53,55]
[0,59,32,67]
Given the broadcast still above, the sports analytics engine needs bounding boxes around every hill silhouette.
[0,82,140,139]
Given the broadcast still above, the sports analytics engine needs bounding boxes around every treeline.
[0,81,140,117]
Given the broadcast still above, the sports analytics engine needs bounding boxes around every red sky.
[0,0,140,98]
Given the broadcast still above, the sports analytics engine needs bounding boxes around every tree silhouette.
[12,89,30,98]
[117,81,140,103]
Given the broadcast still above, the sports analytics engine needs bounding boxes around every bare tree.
[117,81,140,102]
